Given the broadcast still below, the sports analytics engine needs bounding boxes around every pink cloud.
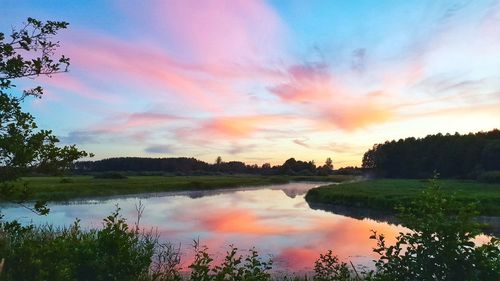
[144,0,287,64]
[270,63,394,130]
[270,63,340,103]
[39,74,120,103]
[63,37,225,112]
[61,26,286,115]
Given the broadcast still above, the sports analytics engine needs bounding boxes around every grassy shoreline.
[4,175,355,202]
[305,179,500,216]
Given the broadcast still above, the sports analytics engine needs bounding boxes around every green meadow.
[305,178,500,216]
[8,175,355,202]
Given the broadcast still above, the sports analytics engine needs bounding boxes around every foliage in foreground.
[1,18,91,215]
[369,178,500,281]
[1,180,500,281]
[0,209,157,281]
[0,208,274,281]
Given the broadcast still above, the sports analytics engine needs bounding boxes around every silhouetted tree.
[362,130,499,178]
[1,18,91,214]
[324,157,333,170]
[215,156,222,165]
[280,158,316,175]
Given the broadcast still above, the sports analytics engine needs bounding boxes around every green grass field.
[305,179,500,216]
[5,174,355,202]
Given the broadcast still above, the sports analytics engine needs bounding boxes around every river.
[0,182,493,273]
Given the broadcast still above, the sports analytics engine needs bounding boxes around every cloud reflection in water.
[1,183,405,272]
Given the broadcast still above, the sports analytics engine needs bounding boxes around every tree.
[1,18,91,215]
[215,156,222,165]
[261,163,271,169]
[361,130,500,178]
[324,157,333,170]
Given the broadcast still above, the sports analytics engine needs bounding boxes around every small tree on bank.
[324,157,333,170]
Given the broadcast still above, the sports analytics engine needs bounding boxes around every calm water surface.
[0,182,445,272]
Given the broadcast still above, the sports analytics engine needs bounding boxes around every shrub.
[313,250,353,281]
[189,241,273,281]
[0,209,174,281]
[369,178,500,281]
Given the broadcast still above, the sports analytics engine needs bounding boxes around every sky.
[1,0,499,167]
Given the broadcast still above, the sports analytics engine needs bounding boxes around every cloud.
[145,145,172,154]
[226,143,256,155]
[293,139,310,148]
[141,0,288,64]
[269,62,394,130]
[62,110,183,145]
[40,0,500,164]
[176,115,292,145]
[270,63,335,103]
[318,142,362,154]
[39,75,120,103]
[351,48,366,74]
[316,98,392,131]
[60,130,101,144]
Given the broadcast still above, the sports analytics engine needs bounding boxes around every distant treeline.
[362,129,500,178]
[73,157,358,176]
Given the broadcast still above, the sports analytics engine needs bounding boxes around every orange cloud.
[318,101,392,131]
[269,63,395,131]
[175,115,293,145]
[200,116,270,138]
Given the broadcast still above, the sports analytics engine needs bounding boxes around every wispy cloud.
[145,145,172,154]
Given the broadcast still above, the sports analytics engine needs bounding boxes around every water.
[0,182,468,272]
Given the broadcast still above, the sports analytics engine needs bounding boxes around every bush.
[0,211,273,281]
[93,172,128,179]
[0,209,174,281]
[478,171,500,183]
[369,178,500,281]
[189,241,273,281]
[313,250,353,281]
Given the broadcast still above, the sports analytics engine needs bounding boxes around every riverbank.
[305,179,500,216]
[6,175,355,202]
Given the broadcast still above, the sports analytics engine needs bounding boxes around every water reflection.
[2,182,406,272]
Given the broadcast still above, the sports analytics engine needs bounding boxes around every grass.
[305,179,500,216]
[6,174,356,202]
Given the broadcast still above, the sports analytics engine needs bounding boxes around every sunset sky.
[2,0,499,167]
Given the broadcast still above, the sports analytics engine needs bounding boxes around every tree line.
[73,157,337,176]
[362,129,500,178]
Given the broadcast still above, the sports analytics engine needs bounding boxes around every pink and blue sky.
[2,0,499,166]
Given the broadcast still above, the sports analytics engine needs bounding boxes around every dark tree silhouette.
[362,130,500,178]
[1,18,91,214]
